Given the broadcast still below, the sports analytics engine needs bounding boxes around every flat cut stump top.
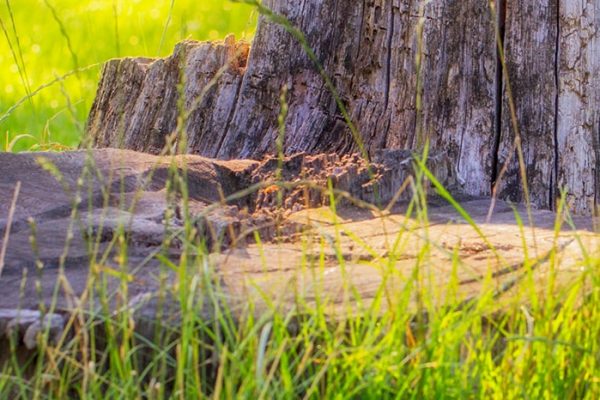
[219,200,598,316]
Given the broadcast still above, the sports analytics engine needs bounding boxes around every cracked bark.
[491,0,506,193]
[556,0,600,215]
[497,0,558,209]
[86,0,600,215]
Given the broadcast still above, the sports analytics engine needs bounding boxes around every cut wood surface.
[86,0,600,215]
[0,149,597,353]
[218,201,597,317]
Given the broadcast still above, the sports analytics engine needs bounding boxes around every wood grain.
[86,0,600,215]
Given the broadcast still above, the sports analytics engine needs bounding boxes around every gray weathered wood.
[420,1,496,196]
[497,0,558,209]
[87,1,497,194]
[86,0,600,215]
[556,1,600,215]
[88,38,249,154]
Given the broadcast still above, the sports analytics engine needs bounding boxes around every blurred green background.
[0,0,256,151]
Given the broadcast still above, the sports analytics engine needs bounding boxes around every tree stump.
[86,0,600,215]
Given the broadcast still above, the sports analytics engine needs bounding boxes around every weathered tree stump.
[86,0,600,215]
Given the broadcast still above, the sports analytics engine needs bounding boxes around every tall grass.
[0,0,599,399]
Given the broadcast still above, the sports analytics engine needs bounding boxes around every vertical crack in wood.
[491,0,506,191]
[405,0,417,150]
[215,77,244,158]
[413,0,426,149]
[356,0,366,60]
[298,0,308,33]
[349,0,366,107]
[384,0,395,110]
[552,0,560,211]
[596,114,600,215]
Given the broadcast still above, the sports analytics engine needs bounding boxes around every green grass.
[0,0,256,151]
[1,0,599,398]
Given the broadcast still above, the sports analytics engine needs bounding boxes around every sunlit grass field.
[0,0,256,151]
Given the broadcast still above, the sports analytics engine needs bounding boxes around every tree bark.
[86,0,600,216]
[497,0,558,209]
[556,1,600,215]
